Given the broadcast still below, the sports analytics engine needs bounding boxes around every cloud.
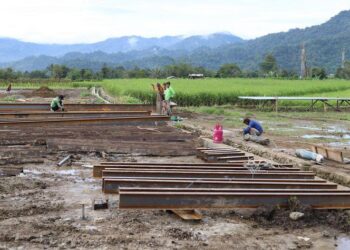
[0,0,349,43]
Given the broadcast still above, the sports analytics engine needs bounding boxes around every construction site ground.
[180,107,350,186]
[1,88,350,249]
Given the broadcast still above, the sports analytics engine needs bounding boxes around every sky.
[0,0,349,44]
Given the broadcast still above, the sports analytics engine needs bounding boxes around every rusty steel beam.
[93,165,301,178]
[0,103,154,112]
[102,178,337,194]
[197,147,236,151]
[119,191,350,209]
[99,162,295,168]
[119,187,345,193]
[217,155,254,161]
[0,115,169,126]
[201,152,246,156]
[0,111,151,119]
[103,168,311,174]
[102,176,326,182]
[102,169,315,179]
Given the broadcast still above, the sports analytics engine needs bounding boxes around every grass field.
[101,78,350,106]
[2,78,350,107]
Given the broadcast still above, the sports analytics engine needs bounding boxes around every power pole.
[342,48,346,69]
[300,43,307,79]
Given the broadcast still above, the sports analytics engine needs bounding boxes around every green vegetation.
[101,78,350,106]
[2,77,350,108]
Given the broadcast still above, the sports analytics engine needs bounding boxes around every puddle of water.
[327,126,349,134]
[302,134,341,139]
[55,169,79,175]
[295,126,323,131]
[24,169,81,176]
[269,127,296,132]
[337,236,350,250]
[295,125,349,134]
[329,141,350,147]
[23,169,43,175]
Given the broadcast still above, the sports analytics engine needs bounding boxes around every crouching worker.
[243,118,270,145]
[50,95,65,112]
[243,118,263,136]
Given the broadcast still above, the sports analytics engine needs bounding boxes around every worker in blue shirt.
[243,118,263,136]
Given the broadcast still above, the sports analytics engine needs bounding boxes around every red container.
[213,124,223,143]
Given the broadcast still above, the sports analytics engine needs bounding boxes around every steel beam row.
[0,103,154,112]
[98,149,350,210]
[101,169,315,179]
[0,111,151,119]
[0,115,169,126]
[93,164,300,178]
[119,190,350,209]
[102,178,337,194]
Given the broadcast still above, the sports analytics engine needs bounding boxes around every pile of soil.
[30,86,57,98]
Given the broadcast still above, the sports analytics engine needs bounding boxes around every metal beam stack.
[95,147,350,210]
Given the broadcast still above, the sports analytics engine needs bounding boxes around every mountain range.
[0,10,350,73]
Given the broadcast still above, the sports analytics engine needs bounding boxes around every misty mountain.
[1,10,350,73]
[0,32,243,63]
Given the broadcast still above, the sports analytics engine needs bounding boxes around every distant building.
[188,73,204,79]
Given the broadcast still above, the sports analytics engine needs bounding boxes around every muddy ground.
[0,88,101,104]
[1,89,350,249]
[2,154,350,250]
[179,107,350,172]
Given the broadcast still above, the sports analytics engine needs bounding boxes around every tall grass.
[101,78,350,106]
[3,78,350,106]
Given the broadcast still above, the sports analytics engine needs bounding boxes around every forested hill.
[189,10,350,72]
[0,33,243,63]
[1,10,350,73]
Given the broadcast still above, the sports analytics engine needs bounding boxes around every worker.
[151,83,165,114]
[50,95,65,112]
[151,83,165,101]
[243,118,263,136]
[6,83,11,93]
[164,82,175,116]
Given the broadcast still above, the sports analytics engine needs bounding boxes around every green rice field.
[2,78,350,107]
[101,78,350,106]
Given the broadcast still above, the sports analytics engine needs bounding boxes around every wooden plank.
[311,145,344,163]
[170,209,202,220]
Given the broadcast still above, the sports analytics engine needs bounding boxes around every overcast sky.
[0,0,349,44]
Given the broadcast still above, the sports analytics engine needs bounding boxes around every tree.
[217,64,242,78]
[101,64,112,78]
[311,67,327,80]
[82,69,93,80]
[49,64,69,80]
[67,68,82,81]
[336,61,350,79]
[259,54,278,75]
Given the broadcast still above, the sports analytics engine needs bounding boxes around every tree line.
[0,54,349,81]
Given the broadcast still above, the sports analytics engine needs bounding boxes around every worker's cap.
[59,95,65,100]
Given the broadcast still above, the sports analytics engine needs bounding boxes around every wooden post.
[156,94,161,114]
[275,99,278,113]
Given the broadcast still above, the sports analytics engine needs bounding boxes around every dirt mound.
[31,86,57,98]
